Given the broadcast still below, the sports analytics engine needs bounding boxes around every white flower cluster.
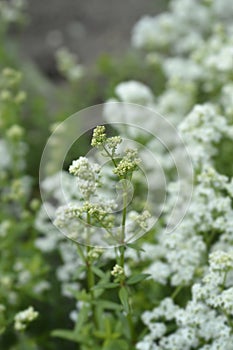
[14,306,38,331]
[179,103,233,168]
[91,125,122,158]
[35,171,85,296]
[69,156,101,200]
[140,163,233,290]
[127,0,232,125]
[107,2,233,347]
[113,148,141,178]
[0,68,28,173]
[132,0,233,54]
[111,264,124,277]
[56,47,84,82]
[138,251,233,350]
[54,199,117,244]
[115,81,154,105]
[88,247,103,261]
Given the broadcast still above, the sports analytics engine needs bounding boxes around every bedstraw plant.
[52,125,151,350]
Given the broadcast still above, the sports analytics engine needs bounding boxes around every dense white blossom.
[179,104,233,167]
[115,81,154,105]
[138,250,233,349]
[69,157,101,199]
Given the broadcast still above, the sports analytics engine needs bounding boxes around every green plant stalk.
[101,139,136,343]
[119,180,127,266]
[77,244,86,264]
[171,284,184,300]
[119,179,136,344]
[85,213,99,331]
[102,144,117,167]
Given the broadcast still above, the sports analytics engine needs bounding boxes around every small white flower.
[111,264,124,277]
[14,306,38,331]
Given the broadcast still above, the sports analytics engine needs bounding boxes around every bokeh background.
[5,0,167,179]
[13,0,165,73]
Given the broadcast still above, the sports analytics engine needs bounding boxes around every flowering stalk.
[92,126,139,344]
[53,125,152,348]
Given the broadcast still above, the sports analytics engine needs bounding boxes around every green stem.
[77,244,86,264]
[85,213,98,330]
[103,139,136,344]
[171,284,183,300]
[119,181,128,267]
[119,183,136,344]
[103,144,117,167]
[121,190,127,242]
[119,246,125,267]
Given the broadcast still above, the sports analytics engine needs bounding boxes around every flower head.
[14,306,38,331]
[91,125,107,147]
[114,148,141,178]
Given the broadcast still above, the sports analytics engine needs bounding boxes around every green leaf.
[93,282,119,290]
[126,243,145,252]
[119,287,129,314]
[91,265,106,278]
[74,305,90,333]
[103,339,129,350]
[51,330,80,343]
[70,289,91,302]
[105,317,112,336]
[93,299,123,311]
[93,286,105,299]
[93,330,107,339]
[127,273,150,285]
